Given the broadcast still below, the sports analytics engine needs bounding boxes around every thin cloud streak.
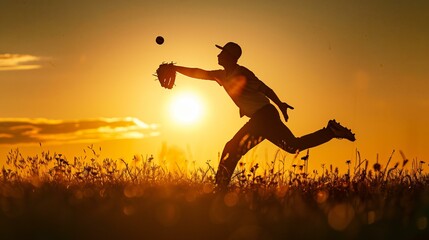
[0,53,43,71]
[0,117,159,145]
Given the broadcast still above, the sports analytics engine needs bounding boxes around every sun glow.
[169,92,203,125]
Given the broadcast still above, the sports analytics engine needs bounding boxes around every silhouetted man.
[173,42,355,188]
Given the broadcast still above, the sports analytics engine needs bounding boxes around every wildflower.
[373,163,381,172]
[393,162,399,169]
[301,149,309,161]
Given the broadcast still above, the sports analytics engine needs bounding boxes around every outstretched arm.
[174,65,221,81]
[259,83,294,121]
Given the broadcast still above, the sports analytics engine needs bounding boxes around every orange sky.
[1,1,428,172]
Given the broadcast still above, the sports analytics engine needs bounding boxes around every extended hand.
[279,102,294,122]
[155,63,176,89]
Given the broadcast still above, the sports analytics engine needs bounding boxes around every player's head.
[216,42,242,67]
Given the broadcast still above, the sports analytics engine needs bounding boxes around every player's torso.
[221,66,270,117]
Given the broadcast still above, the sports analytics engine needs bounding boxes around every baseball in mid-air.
[156,36,164,45]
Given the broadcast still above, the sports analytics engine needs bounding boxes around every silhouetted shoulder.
[234,65,257,79]
[234,65,265,90]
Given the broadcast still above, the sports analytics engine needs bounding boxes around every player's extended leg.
[272,127,333,153]
[251,105,355,154]
[272,119,356,152]
[215,122,264,189]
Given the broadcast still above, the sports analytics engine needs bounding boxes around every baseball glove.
[155,63,176,89]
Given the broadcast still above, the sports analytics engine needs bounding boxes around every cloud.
[0,53,43,71]
[0,117,159,146]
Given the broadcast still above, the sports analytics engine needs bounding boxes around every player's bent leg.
[215,140,243,190]
[215,134,263,189]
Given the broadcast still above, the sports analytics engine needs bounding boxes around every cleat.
[328,119,356,142]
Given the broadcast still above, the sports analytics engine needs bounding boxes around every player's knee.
[285,147,298,154]
[289,141,301,153]
[280,139,300,154]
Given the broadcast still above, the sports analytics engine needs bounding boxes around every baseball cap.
[215,42,242,60]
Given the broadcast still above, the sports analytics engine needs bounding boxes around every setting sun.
[169,92,203,125]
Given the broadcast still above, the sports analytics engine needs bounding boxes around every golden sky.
[1,0,428,171]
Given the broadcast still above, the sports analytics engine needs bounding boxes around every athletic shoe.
[328,119,356,141]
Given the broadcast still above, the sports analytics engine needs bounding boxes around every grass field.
[1,147,429,240]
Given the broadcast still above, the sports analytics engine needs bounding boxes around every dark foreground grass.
[1,148,429,240]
